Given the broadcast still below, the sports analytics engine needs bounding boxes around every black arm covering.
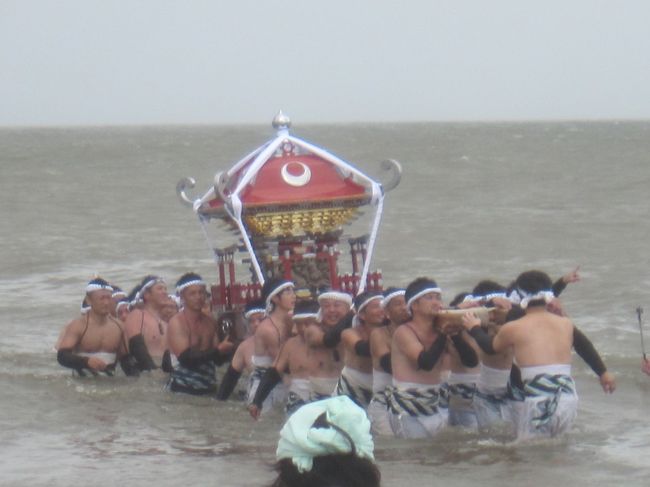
[468,326,497,355]
[216,365,242,400]
[119,354,140,377]
[323,311,354,348]
[252,367,282,408]
[178,347,222,369]
[417,334,447,371]
[552,277,567,297]
[57,349,89,371]
[128,334,157,371]
[354,340,371,357]
[450,334,479,367]
[379,353,392,374]
[573,326,607,376]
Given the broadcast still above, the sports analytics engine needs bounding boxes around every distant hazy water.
[1,121,650,486]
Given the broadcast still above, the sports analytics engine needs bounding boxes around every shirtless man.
[249,300,318,418]
[167,273,234,395]
[303,290,353,399]
[463,270,615,440]
[217,299,266,401]
[387,278,455,438]
[367,287,408,435]
[335,291,385,408]
[456,281,516,433]
[57,278,136,376]
[124,275,169,371]
[248,278,296,413]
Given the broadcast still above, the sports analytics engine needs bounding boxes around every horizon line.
[1,116,649,130]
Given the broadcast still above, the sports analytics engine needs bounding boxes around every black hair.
[354,291,381,312]
[404,277,439,306]
[382,286,404,298]
[449,292,470,308]
[175,272,203,289]
[515,270,552,294]
[515,270,553,307]
[262,278,290,301]
[87,277,111,288]
[140,274,161,287]
[270,454,381,487]
[262,278,292,312]
[126,283,142,303]
[245,298,266,313]
[471,280,506,297]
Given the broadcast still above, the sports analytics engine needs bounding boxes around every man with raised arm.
[124,275,170,371]
[57,278,136,376]
[463,270,615,440]
[167,273,233,395]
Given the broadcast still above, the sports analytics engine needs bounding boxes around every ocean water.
[1,121,650,486]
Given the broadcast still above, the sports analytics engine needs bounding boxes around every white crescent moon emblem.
[281,162,311,187]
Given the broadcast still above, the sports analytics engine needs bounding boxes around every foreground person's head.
[271,396,380,487]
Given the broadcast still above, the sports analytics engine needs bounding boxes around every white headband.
[483,292,507,301]
[355,295,382,314]
[317,291,353,306]
[381,290,405,309]
[86,282,113,294]
[115,301,129,311]
[176,279,206,294]
[507,289,522,305]
[136,278,165,302]
[464,291,507,304]
[406,287,442,311]
[265,281,295,312]
[111,290,127,299]
[244,308,266,319]
[129,297,143,310]
[518,288,555,309]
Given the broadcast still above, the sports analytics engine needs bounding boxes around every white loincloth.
[368,369,393,436]
[509,364,578,440]
[336,366,374,407]
[309,376,338,400]
[386,380,449,439]
[285,378,311,416]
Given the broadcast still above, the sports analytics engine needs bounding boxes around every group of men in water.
[55,267,616,441]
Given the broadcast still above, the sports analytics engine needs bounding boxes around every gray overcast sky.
[2,0,650,126]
